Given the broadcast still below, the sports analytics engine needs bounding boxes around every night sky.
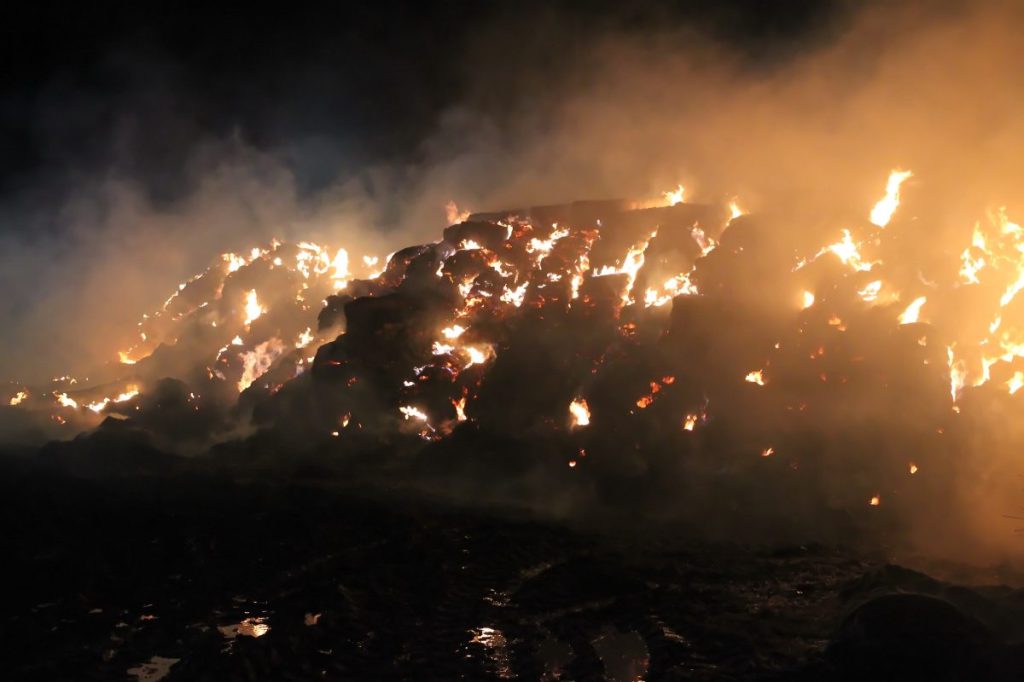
[0,1,846,214]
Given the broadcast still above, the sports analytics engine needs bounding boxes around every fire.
[898,296,927,325]
[869,169,913,227]
[224,253,247,273]
[87,389,139,413]
[947,346,967,402]
[432,341,456,356]
[462,345,491,369]
[826,229,877,272]
[1008,371,1024,395]
[663,184,686,206]
[243,290,264,326]
[593,231,656,305]
[295,328,314,349]
[869,495,881,506]
[445,200,471,225]
[238,338,286,392]
[29,162,1024,535]
[526,225,570,265]
[441,325,466,340]
[453,397,467,422]
[858,280,883,303]
[959,223,988,285]
[330,248,350,290]
[400,405,429,422]
[569,398,591,427]
[690,226,717,257]
[9,390,27,406]
[500,282,529,308]
[646,273,698,308]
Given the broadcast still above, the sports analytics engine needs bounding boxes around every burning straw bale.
[10,171,1024,556]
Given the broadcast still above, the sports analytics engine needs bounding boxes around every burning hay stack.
[7,170,1024,550]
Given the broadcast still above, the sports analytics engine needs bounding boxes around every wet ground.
[3,459,1024,681]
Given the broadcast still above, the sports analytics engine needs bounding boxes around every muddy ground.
[2,454,1023,681]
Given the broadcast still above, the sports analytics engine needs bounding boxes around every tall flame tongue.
[869,169,913,227]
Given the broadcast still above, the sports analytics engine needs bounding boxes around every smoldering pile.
[8,172,1024,549]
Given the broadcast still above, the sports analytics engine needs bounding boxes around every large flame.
[869,169,913,227]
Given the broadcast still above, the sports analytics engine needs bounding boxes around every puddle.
[592,629,650,682]
[537,633,573,680]
[126,655,179,682]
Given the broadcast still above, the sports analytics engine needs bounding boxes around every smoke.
[3,0,1004,383]
[5,1,1024,564]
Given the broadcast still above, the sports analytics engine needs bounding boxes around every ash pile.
[10,172,1024,548]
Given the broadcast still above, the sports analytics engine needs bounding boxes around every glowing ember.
[761,446,774,457]
[118,350,137,365]
[801,290,815,309]
[8,390,27,406]
[54,392,78,409]
[682,414,698,431]
[569,398,591,427]
[870,169,913,227]
[869,495,881,507]
[744,370,765,386]
[909,463,919,475]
